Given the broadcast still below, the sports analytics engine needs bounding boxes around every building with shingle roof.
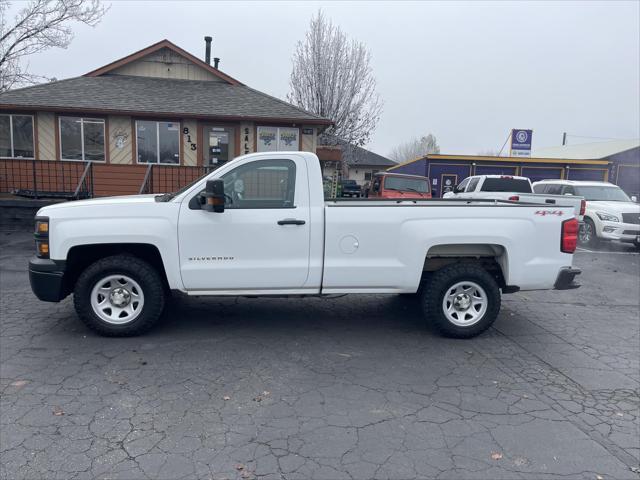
[0,39,331,197]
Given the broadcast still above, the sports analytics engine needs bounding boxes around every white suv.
[533,180,640,248]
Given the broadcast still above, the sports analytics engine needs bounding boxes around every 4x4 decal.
[535,210,564,216]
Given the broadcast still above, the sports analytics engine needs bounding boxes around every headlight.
[34,217,49,258]
[35,219,49,234]
[596,212,620,222]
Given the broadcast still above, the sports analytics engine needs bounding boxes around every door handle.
[277,218,306,226]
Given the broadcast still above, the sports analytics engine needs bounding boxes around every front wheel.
[579,218,599,248]
[73,255,166,336]
[420,264,501,338]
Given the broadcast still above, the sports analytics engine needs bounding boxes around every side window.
[456,178,470,192]
[221,159,296,209]
[546,184,562,195]
[466,177,480,192]
[532,184,546,194]
[561,185,575,195]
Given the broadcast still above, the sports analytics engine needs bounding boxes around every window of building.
[221,159,296,209]
[0,114,34,158]
[136,120,180,164]
[59,117,105,161]
[364,170,379,182]
[256,126,299,152]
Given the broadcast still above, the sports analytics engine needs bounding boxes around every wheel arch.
[422,243,509,289]
[64,243,170,295]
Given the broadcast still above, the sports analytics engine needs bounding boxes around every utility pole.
[562,132,567,146]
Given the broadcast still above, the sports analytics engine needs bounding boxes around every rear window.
[481,178,532,193]
[384,176,429,193]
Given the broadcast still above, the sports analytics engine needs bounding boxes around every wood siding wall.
[110,48,224,82]
[301,126,316,153]
[36,112,56,160]
[182,119,198,166]
[240,122,255,155]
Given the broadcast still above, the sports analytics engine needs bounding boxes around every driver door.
[178,156,311,291]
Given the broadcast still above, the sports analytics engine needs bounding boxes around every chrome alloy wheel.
[442,281,488,327]
[579,222,593,244]
[90,275,144,325]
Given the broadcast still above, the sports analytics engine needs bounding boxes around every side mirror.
[632,195,638,203]
[203,179,225,213]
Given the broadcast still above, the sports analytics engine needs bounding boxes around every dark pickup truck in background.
[340,179,362,197]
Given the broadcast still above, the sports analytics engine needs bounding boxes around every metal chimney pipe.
[204,36,212,65]
[213,57,220,69]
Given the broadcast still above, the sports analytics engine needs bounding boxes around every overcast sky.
[10,0,640,156]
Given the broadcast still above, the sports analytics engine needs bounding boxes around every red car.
[368,172,432,199]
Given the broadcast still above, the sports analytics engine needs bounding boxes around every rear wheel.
[73,255,165,336]
[420,264,501,338]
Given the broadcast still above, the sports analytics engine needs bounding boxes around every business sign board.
[510,129,533,158]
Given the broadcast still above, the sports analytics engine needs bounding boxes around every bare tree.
[0,0,107,91]
[388,133,440,162]
[287,10,382,147]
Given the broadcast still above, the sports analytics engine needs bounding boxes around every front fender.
[46,204,183,290]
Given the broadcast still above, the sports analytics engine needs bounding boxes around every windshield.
[574,185,631,202]
[154,173,209,202]
[384,176,429,192]
[481,178,532,193]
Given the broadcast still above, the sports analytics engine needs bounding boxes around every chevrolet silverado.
[29,152,581,338]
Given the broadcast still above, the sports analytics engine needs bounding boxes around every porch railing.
[0,158,214,200]
[0,159,93,200]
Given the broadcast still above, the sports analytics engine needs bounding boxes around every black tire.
[73,254,165,336]
[420,264,501,338]
[579,218,600,248]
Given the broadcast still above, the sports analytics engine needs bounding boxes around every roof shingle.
[0,75,331,124]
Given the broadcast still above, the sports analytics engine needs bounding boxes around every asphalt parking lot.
[1,230,638,480]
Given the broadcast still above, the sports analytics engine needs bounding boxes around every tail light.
[561,218,578,254]
[579,199,586,216]
[508,195,520,201]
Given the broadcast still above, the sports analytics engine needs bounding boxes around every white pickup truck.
[29,152,581,339]
[443,175,585,221]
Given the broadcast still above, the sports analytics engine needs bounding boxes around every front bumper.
[29,257,68,302]
[598,221,640,242]
[554,267,582,290]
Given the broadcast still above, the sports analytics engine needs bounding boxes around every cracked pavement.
[1,230,639,479]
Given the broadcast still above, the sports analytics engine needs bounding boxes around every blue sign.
[511,129,533,157]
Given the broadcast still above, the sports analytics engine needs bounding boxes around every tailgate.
[519,194,585,222]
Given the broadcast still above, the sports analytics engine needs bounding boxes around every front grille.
[622,213,640,225]
[623,230,639,235]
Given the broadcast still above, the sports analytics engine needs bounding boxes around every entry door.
[204,125,235,167]
[178,156,311,291]
[441,174,458,197]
